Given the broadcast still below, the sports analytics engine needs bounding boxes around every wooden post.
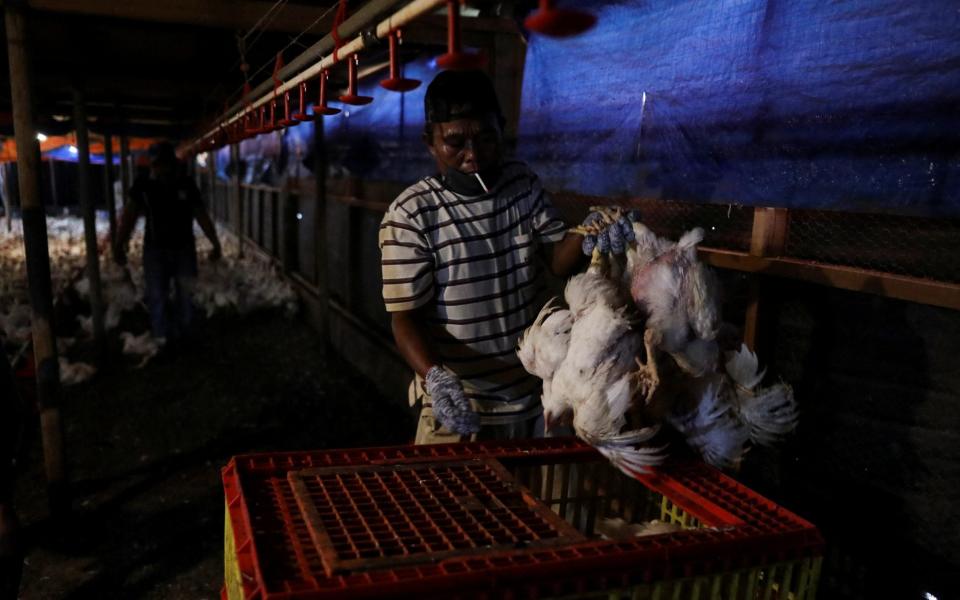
[118,135,130,208]
[4,1,69,515]
[231,144,244,258]
[73,88,106,361]
[743,207,789,353]
[102,133,116,248]
[313,118,328,346]
[47,159,57,209]
[0,163,11,232]
[0,349,24,600]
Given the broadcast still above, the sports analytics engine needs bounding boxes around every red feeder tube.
[380,30,421,92]
[524,0,597,38]
[279,91,299,127]
[436,0,486,70]
[338,55,373,105]
[311,70,341,116]
[292,81,314,121]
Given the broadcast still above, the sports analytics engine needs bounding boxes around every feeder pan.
[436,0,486,70]
[267,99,283,131]
[338,55,374,105]
[279,91,299,127]
[312,70,342,116]
[380,30,421,92]
[292,81,314,121]
[524,1,596,37]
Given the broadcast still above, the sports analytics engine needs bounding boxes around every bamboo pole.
[4,1,69,515]
[47,159,57,209]
[1,163,11,232]
[0,349,24,600]
[118,135,130,207]
[231,143,243,258]
[313,116,328,350]
[73,88,106,361]
[102,133,116,248]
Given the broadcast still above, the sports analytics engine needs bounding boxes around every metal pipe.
[4,1,69,515]
[192,0,447,147]
[73,88,107,361]
[209,0,406,137]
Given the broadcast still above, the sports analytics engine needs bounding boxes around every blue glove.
[579,208,639,255]
[425,366,480,435]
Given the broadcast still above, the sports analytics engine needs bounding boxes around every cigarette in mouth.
[473,172,489,193]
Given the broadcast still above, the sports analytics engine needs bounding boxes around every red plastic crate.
[222,437,823,599]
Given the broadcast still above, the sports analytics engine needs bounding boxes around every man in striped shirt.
[379,70,585,443]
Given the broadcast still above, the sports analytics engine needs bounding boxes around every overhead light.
[36,132,47,142]
[68,145,78,154]
[52,114,70,122]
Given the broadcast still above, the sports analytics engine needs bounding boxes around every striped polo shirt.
[379,161,568,422]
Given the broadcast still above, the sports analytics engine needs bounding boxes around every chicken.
[724,344,798,446]
[58,356,96,385]
[658,344,798,470]
[630,227,720,377]
[520,249,665,475]
[519,211,797,477]
[596,517,684,540]
[120,331,162,369]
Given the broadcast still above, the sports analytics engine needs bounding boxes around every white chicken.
[58,356,96,385]
[630,226,720,378]
[519,248,665,476]
[519,209,798,476]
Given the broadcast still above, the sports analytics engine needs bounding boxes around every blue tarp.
[518,0,960,216]
[246,1,959,216]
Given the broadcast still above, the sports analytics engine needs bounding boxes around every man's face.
[426,114,502,176]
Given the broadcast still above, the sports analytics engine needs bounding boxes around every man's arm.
[194,206,223,259]
[542,232,586,278]
[391,308,442,377]
[113,202,141,263]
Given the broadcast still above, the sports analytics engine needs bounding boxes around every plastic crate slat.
[288,459,586,577]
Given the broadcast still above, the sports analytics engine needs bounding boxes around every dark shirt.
[129,175,202,252]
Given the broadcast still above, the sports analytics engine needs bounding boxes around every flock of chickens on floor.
[0,216,298,384]
[1,212,798,538]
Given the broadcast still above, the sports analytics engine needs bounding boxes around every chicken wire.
[785,210,960,283]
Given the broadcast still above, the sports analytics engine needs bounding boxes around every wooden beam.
[4,2,69,515]
[701,247,960,311]
[743,207,789,351]
[73,88,107,361]
[102,133,117,247]
[29,0,337,34]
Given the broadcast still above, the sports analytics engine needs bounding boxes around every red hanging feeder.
[311,70,341,116]
[524,0,596,38]
[339,54,374,105]
[436,0,486,70]
[380,30,420,92]
[291,81,314,121]
[279,90,299,127]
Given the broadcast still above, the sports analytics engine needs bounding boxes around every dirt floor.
[12,310,414,599]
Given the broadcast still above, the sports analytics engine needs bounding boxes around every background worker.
[114,142,222,346]
[380,70,589,443]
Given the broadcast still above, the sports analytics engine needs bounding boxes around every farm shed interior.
[0,1,958,599]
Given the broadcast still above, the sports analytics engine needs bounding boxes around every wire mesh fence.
[785,209,960,283]
[554,192,960,286]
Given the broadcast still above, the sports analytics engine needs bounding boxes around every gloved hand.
[424,365,480,436]
[578,207,642,256]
